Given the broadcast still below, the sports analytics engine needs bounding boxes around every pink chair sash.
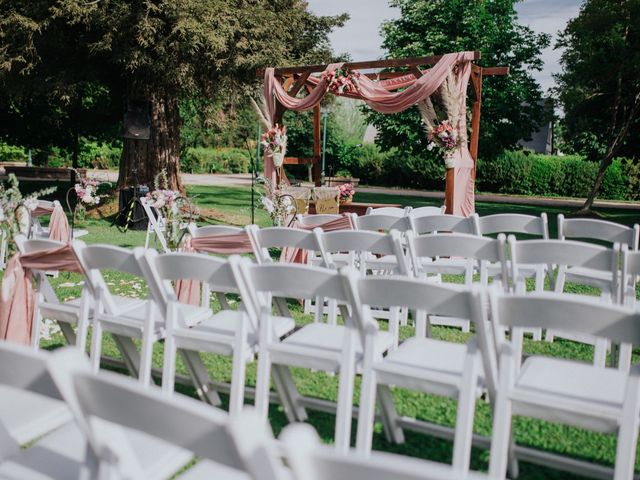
[174,238,201,306]
[48,204,70,242]
[280,214,354,264]
[190,232,254,255]
[31,203,54,218]
[0,244,83,345]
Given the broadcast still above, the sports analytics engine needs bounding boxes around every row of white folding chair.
[622,246,640,307]
[365,205,446,218]
[0,342,496,480]
[141,196,170,253]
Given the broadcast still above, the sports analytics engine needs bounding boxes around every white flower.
[0,205,4,222]
[23,197,38,211]
[427,142,436,151]
[261,197,274,213]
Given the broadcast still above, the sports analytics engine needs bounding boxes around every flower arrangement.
[417,71,465,169]
[0,174,56,254]
[257,176,296,227]
[260,124,287,155]
[146,170,196,249]
[321,67,361,95]
[338,183,355,203]
[71,174,111,223]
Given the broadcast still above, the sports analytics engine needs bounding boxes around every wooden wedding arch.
[260,52,508,215]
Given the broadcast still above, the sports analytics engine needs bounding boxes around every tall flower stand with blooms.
[258,176,296,227]
[71,175,110,225]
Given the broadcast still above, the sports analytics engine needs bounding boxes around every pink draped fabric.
[190,232,254,254]
[280,214,354,264]
[174,239,201,306]
[0,244,83,345]
[263,51,477,215]
[48,204,70,242]
[31,203,54,218]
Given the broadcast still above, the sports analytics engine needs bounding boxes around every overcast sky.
[306,0,583,93]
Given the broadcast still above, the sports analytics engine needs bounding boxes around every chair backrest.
[234,258,361,333]
[407,232,508,287]
[491,291,640,348]
[247,225,321,264]
[408,205,446,218]
[139,249,247,318]
[355,214,411,233]
[410,214,477,235]
[15,235,65,254]
[281,423,487,480]
[315,229,409,275]
[364,206,411,217]
[0,342,64,400]
[188,223,246,238]
[296,214,344,228]
[474,213,549,239]
[73,243,146,315]
[64,357,283,480]
[344,272,498,396]
[508,237,619,291]
[558,214,639,250]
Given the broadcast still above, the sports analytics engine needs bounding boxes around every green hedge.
[476,151,634,200]
[0,142,28,162]
[181,147,250,174]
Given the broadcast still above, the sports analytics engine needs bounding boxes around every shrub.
[181,147,250,174]
[0,142,27,162]
[78,141,122,169]
[477,151,634,200]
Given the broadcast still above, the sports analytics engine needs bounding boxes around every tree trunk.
[117,88,183,192]
[579,155,614,213]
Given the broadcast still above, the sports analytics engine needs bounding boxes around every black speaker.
[123,100,151,140]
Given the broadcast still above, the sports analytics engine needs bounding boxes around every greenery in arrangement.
[554,0,639,211]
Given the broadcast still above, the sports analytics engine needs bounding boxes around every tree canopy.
[0,0,347,189]
[366,0,550,164]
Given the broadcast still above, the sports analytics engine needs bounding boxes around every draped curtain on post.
[262,51,503,216]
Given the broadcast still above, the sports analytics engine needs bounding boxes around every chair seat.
[271,323,394,371]
[97,300,165,338]
[0,386,72,445]
[0,420,193,480]
[374,337,481,397]
[564,266,614,292]
[512,356,626,431]
[175,310,295,347]
[178,460,252,479]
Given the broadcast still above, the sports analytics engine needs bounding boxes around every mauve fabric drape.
[280,214,354,264]
[263,51,477,215]
[0,244,83,345]
[48,204,70,242]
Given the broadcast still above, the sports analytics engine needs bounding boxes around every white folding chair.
[365,206,412,217]
[0,228,7,270]
[488,292,640,480]
[0,343,191,480]
[236,260,395,453]
[50,347,285,480]
[281,422,495,480]
[409,213,478,236]
[557,214,639,294]
[247,225,321,265]
[72,243,169,385]
[141,196,170,253]
[354,213,412,233]
[140,250,295,415]
[406,232,508,334]
[295,213,349,270]
[409,205,446,218]
[346,273,499,474]
[510,237,620,368]
[315,228,410,336]
[14,235,93,351]
[30,199,87,240]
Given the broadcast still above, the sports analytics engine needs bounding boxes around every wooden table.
[308,201,402,216]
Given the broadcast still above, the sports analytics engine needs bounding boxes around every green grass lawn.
[8,184,640,479]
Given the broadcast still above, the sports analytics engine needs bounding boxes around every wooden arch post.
[261,54,508,213]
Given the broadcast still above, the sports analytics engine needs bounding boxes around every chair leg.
[327,299,338,326]
[179,350,221,406]
[618,343,632,371]
[229,319,249,416]
[254,348,273,420]
[377,384,404,444]
[488,391,514,478]
[334,331,357,453]
[355,366,378,455]
[415,309,427,338]
[272,365,308,422]
[30,296,42,350]
[389,306,400,350]
[451,356,480,474]
[613,377,640,480]
[112,335,141,378]
[139,334,154,387]
[161,337,177,396]
[90,321,103,373]
[593,338,608,368]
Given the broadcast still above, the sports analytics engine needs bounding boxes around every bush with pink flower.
[321,67,361,95]
[338,183,355,202]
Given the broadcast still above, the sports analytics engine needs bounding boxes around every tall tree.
[368,0,549,165]
[1,0,346,190]
[555,0,640,212]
